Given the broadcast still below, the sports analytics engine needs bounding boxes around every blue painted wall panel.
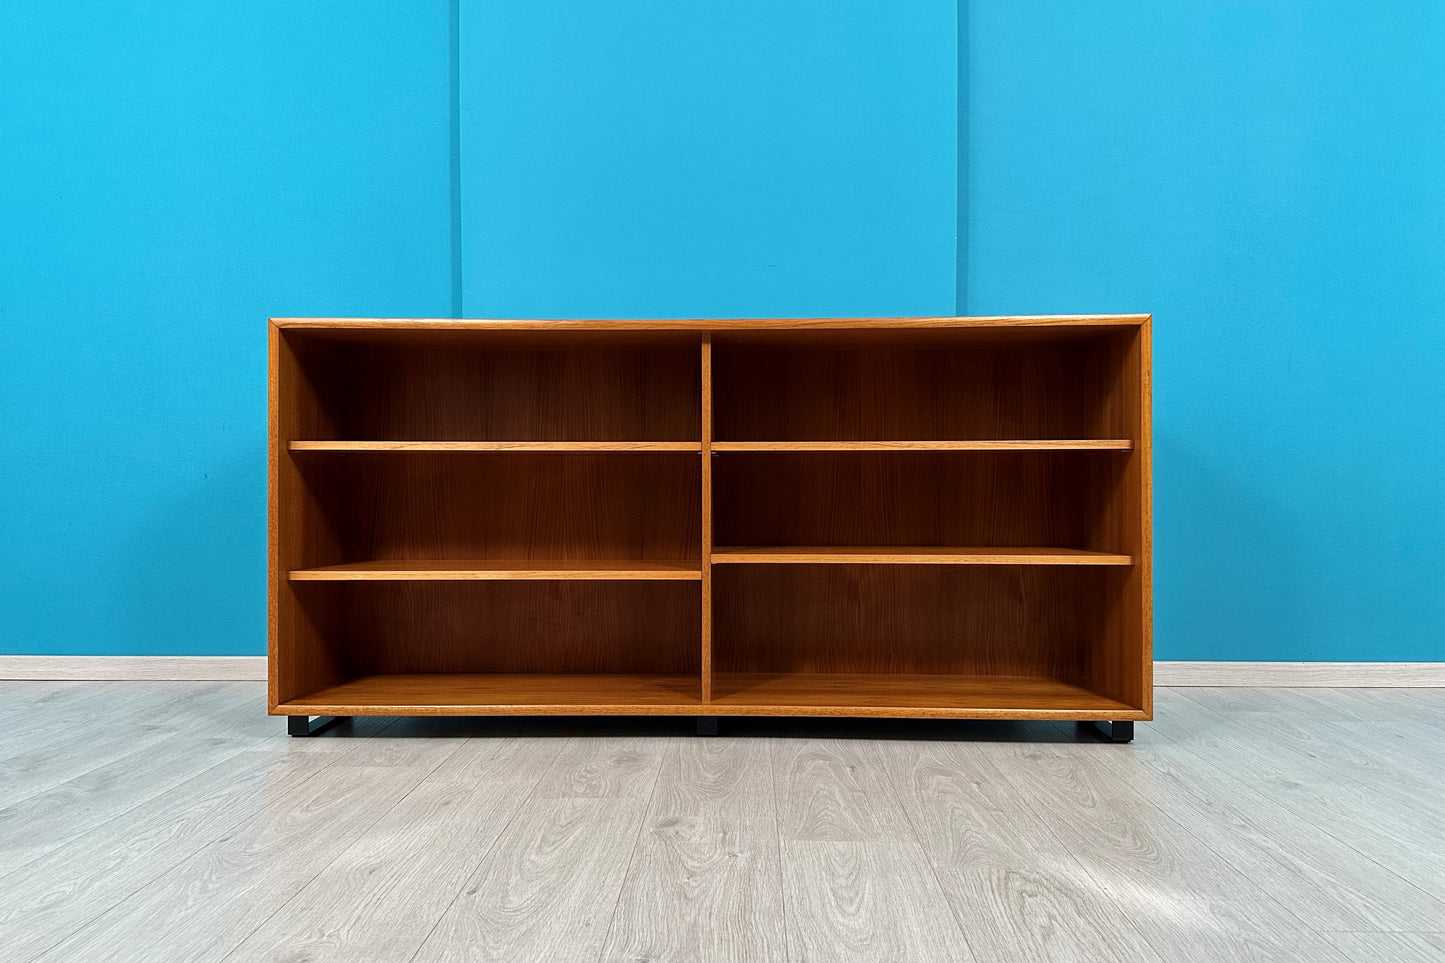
[966,3,1445,660]
[4,2,1440,662]
[458,0,958,319]
[0,2,451,655]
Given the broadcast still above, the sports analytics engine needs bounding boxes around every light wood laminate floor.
[0,683,1441,962]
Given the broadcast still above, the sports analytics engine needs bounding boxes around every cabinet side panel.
[1082,323,1152,712]
[272,328,344,706]
[701,336,713,701]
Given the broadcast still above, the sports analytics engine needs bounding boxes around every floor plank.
[226,737,561,963]
[600,738,788,963]
[1325,931,1445,963]
[771,737,972,961]
[408,737,669,962]
[0,682,1441,962]
[34,762,447,963]
[880,739,1162,962]
[410,795,654,963]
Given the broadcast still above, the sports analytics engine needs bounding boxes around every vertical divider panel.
[700,335,714,702]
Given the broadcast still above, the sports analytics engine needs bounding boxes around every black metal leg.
[696,716,719,736]
[1080,720,1135,743]
[287,715,348,737]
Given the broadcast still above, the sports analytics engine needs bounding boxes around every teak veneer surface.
[290,560,702,580]
[711,440,1133,451]
[275,672,1142,719]
[290,441,701,452]
[710,547,1133,565]
[269,316,1152,721]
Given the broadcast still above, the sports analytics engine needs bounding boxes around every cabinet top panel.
[271,314,1149,332]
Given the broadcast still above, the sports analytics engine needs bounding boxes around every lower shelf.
[278,674,702,716]
[709,673,1144,718]
[276,672,1145,719]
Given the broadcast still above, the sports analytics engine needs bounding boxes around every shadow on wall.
[119,443,266,657]
[1154,432,1303,662]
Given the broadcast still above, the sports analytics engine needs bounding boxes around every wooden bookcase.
[269,315,1151,737]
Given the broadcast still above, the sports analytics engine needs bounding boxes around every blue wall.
[967,2,1444,661]
[0,2,452,655]
[459,0,957,318]
[3,3,1441,661]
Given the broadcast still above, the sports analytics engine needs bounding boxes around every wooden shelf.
[712,440,1133,452]
[289,441,700,453]
[279,674,703,715]
[290,560,702,580]
[708,673,1144,719]
[711,547,1133,565]
[278,672,1143,719]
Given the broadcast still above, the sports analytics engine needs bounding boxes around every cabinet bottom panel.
[274,672,1146,719]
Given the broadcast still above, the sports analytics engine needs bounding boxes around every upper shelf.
[289,441,701,453]
[290,559,703,580]
[711,440,1133,452]
[711,547,1134,565]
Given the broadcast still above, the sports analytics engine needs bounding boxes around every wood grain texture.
[288,559,701,580]
[770,738,973,960]
[278,673,704,715]
[600,739,786,962]
[878,739,1161,962]
[5,683,1445,960]
[990,745,1274,904]
[296,451,700,565]
[711,674,1144,718]
[1325,932,1445,963]
[1095,709,1445,933]
[227,738,561,963]
[701,336,715,703]
[713,333,1134,442]
[712,450,1126,550]
[1079,317,1153,715]
[271,323,344,708]
[531,737,672,800]
[712,565,1121,681]
[409,739,667,963]
[712,439,1134,451]
[712,546,1133,565]
[286,335,700,442]
[274,314,1151,331]
[1164,689,1445,899]
[270,316,1151,720]
[290,440,701,451]
[0,746,345,962]
[304,581,701,677]
[1125,899,1353,963]
[34,765,437,963]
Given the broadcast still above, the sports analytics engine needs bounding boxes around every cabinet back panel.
[713,564,1102,678]
[714,451,1120,550]
[299,452,700,563]
[296,340,700,441]
[713,335,1126,441]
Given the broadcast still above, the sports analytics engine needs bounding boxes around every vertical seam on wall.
[448,0,463,318]
[956,0,969,316]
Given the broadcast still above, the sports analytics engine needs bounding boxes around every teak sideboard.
[269,315,1151,740]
